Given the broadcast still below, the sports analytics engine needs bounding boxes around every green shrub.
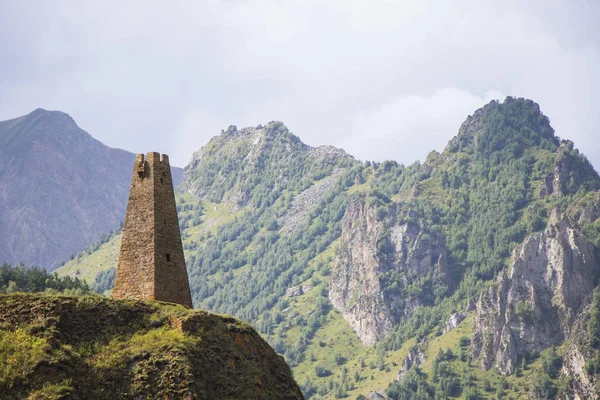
[315,366,332,377]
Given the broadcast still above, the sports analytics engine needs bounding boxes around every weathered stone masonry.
[112,152,193,308]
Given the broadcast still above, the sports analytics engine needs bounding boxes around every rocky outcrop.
[472,209,597,374]
[567,191,600,226]
[443,312,467,334]
[328,194,393,345]
[562,292,600,400]
[540,141,600,198]
[367,391,391,400]
[286,286,303,297]
[397,345,426,381]
[329,194,448,345]
[286,284,313,297]
[444,103,487,154]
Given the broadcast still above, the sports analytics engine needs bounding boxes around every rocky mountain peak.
[29,107,74,120]
[0,110,136,269]
[187,122,301,169]
[472,208,597,374]
[0,109,83,165]
[444,97,557,157]
[19,108,82,138]
[183,121,355,209]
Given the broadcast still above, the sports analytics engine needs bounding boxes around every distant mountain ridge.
[0,108,182,270]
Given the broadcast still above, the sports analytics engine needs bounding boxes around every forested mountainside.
[59,98,600,399]
[0,109,182,270]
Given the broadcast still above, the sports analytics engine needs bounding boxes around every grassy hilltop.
[0,294,303,399]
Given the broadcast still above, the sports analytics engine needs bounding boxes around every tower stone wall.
[112,152,193,308]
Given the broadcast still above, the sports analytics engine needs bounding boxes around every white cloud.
[172,109,225,167]
[340,88,504,162]
[0,0,598,169]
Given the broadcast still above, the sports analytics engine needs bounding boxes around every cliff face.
[329,194,448,344]
[562,293,600,400]
[472,209,597,374]
[561,193,600,399]
[0,294,303,400]
[328,195,393,345]
[567,191,600,226]
[540,141,600,198]
[0,109,183,270]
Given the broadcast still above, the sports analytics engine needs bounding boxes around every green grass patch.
[55,235,121,285]
[0,328,50,386]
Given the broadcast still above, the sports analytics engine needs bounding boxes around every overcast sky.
[1,1,598,169]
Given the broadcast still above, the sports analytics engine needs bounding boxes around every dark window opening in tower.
[166,253,171,262]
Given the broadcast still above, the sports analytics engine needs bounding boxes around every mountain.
[0,293,303,399]
[0,109,182,270]
[57,98,600,399]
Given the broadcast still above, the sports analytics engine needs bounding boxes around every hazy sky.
[1,1,598,169]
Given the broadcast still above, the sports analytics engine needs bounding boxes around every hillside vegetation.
[58,98,600,399]
[0,263,90,295]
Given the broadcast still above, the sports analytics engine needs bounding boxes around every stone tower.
[112,152,193,308]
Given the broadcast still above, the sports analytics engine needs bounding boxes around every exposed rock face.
[285,285,313,298]
[562,293,600,400]
[444,103,486,153]
[329,194,392,345]
[367,391,391,400]
[472,209,597,374]
[0,109,182,270]
[397,345,426,381]
[567,191,600,226]
[278,168,344,234]
[443,312,467,334]
[540,141,600,198]
[329,194,448,345]
[286,286,303,297]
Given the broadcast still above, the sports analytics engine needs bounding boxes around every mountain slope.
[0,109,182,270]
[183,122,358,320]
[61,98,600,399]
